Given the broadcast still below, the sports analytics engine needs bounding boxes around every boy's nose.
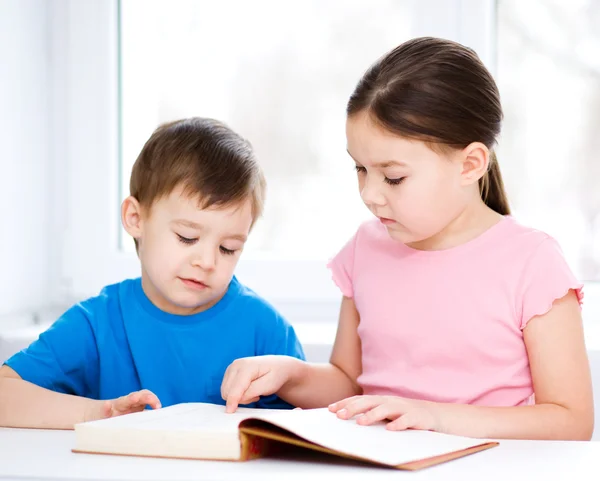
[192,250,216,271]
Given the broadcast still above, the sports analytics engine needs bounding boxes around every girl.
[220,37,594,440]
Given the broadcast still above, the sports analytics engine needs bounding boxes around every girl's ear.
[122,196,144,240]
[460,142,490,186]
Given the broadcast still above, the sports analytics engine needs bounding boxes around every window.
[114,0,495,316]
[120,0,401,258]
[58,0,499,321]
[497,0,600,282]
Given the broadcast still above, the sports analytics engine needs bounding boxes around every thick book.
[73,403,498,470]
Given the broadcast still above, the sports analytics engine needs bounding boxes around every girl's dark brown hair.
[347,37,510,215]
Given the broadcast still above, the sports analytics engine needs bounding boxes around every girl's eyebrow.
[346,149,407,168]
[224,233,248,242]
[373,160,408,168]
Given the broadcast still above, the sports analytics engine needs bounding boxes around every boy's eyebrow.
[346,149,407,168]
[173,219,203,229]
[173,219,248,242]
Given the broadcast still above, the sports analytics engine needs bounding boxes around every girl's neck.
[406,200,504,251]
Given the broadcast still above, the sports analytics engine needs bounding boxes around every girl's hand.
[329,395,443,432]
[85,389,161,422]
[221,355,302,413]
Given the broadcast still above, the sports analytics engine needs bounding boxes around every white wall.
[0,1,51,320]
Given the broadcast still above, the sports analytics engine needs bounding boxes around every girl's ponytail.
[480,151,511,215]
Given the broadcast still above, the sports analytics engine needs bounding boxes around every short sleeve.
[518,237,584,330]
[256,313,305,361]
[3,305,100,396]
[327,232,358,298]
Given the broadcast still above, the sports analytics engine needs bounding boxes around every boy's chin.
[168,289,225,313]
[170,293,209,308]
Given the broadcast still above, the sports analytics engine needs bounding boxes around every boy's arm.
[0,365,161,429]
[0,306,102,428]
[0,304,160,429]
[0,365,100,429]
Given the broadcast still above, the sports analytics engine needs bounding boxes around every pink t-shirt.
[328,216,583,407]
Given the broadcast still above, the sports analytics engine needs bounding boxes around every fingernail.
[328,403,336,408]
[338,408,347,417]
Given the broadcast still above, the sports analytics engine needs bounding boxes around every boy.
[0,118,304,429]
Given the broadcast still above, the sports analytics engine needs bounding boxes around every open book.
[73,403,498,470]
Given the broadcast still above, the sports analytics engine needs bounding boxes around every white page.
[77,403,487,466]
[74,404,274,460]
[250,408,487,466]
[79,403,271,433]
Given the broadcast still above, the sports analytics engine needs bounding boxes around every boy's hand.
[221,355,302,413]
[85,389,162,422]
[329,395,443,432]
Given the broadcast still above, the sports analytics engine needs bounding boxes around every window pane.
[119,0,417,259]
[497,0,600,280]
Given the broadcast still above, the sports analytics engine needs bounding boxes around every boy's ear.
[459,142,489,186]
[121,196,144,240]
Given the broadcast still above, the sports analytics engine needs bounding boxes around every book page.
[79,403,273,433]
[249,408,488,466]
[75,403,282,460]
[75,403,490,465]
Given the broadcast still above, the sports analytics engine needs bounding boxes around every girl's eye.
[354,165,367,174]
[177,234,197,245]
[385,177,405,186]
[220,246,236,256]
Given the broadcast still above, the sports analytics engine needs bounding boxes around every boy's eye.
[177,234,197,245]
[354,165,367,174]
[385,177,405,186]
[220,246,236,256]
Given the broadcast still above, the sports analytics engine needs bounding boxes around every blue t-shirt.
[5,276,305,409]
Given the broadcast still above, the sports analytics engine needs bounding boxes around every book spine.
[239,432,275,461]
[240,431,292,461]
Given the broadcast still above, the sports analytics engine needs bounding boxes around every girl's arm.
[439,289,594,440]
[331,290,594,440]
[221,296,363,411]
[278,296,363,408]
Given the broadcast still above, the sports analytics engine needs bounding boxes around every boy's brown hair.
[129,117,266,249]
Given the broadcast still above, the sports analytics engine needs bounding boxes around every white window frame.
[51,0,599,325]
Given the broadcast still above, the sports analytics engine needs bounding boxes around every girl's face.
[346,111,479,248]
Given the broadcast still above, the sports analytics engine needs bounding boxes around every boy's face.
[122,186,252,315]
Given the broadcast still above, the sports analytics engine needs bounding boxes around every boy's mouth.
[179,277,209,290]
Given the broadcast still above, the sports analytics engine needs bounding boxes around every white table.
[0,428,598,481]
